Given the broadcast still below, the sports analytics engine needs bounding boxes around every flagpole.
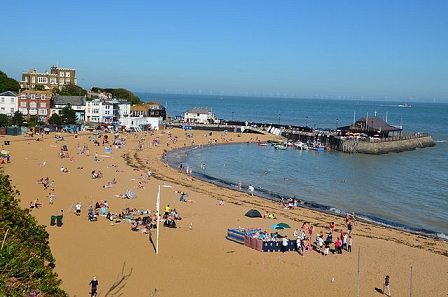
[156,185,161,254]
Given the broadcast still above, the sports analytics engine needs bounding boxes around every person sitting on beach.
[268,213,276,219]
[217,200,225,206]
[29,201,35,208]
[33,199,42,208]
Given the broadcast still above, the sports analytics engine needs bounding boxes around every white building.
[119,116,163,131]
[85,98,130,124]
[184,107,217,124]
[0,91,18,116]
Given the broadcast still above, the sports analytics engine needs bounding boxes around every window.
[32,77,35,83]
[21,102,26,107]
[40,95,46,100]
[1,107,4,111]
[59,78,64,84]
[10,108,14,113]
[38,77,48,83]
[40,102,46,108]
[60,72,64,77]
[66,72,70,77]
[31,94,36,100]
[30,102,37,108]
[0,98,4,103]
[65,78,70,84]
[21,94,26,99]
[50,78,57,85]
[10,98,14,103]
[38,109,47,115]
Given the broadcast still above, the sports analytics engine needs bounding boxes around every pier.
[165,122,435,154]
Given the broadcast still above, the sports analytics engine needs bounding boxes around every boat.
[294,142,309,151]
[273,144,287,150]
[257,142,268,146]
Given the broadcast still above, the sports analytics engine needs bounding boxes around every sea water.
[137,93,448,238]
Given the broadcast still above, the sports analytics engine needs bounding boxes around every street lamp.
[278,114,281,125]
[336,118,339,130]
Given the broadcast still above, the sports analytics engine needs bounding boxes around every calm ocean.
[137,93,448,238]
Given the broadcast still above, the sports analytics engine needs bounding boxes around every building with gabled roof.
[0,91,18,117]
[184,107,217,124]
[51,95,86,122]
[348,116,402,137]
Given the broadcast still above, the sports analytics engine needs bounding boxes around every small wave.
[328,207,342,214]
[434,140,447,143]
[436,233,448,240]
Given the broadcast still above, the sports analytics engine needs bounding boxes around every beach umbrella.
[277,222,291,229]
[271,224,285,230]
[245,209,262,218]
[1,150,9,156]
[125,189,137,199]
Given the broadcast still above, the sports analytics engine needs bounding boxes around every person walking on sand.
[238,180,242,190]
[383,275,391,296]
[75,202,81,216]
[89,276,98,296]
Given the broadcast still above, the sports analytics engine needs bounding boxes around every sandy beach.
[3,128,448,296]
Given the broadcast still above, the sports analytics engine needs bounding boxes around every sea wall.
[335,135,435,154]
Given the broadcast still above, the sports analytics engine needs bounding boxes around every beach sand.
[3,128,447,296]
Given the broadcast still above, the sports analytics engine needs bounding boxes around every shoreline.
[166,143,447,240]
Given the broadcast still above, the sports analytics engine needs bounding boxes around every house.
[184,107,217,124]
[85,98,130,124]
[20,65,77,90]
[119,116,163,131]
[0,91,18,117]
[130,101,167,120]
[18,90,53,123]
[51,96,86,122]
[348,116,402,137]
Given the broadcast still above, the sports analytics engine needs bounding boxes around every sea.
[136,92,448,239]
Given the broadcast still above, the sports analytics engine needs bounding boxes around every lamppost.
[278,114,281,125]
[336,118,339,130]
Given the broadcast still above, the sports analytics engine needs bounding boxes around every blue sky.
[1,0,447,101]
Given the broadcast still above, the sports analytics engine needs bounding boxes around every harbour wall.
[165,122,435,154]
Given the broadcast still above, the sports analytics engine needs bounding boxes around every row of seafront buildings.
[0,89,168,131]
[0,65,169,130]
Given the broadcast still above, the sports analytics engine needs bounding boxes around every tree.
[0,71,20,93]
[60,104,77,124]
[104,88,141,105]
[11,111,25,126]
[34,84,45,91]
[59,85,86,96]
[0,114,9,127]
[28,115,38,127]
[0,173,69,296]
[48,113,62,125]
